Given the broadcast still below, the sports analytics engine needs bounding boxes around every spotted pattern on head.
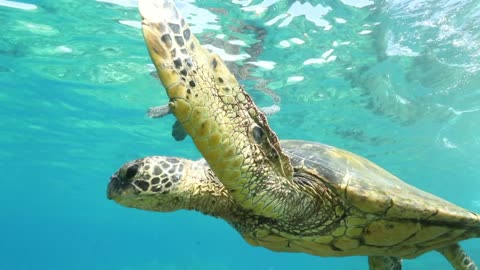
[116,156,184,195]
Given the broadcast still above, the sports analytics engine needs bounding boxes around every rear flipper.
[438,244,478,270]
[368,256,402,270]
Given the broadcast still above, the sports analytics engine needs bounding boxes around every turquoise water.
[1,0,479,269]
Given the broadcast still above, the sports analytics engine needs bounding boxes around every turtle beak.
[107,173,138,201]
[107,174,122,200]
[107,176,116,200]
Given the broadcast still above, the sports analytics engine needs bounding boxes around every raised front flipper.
[138,0,306,220]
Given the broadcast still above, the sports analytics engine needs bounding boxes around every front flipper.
[438,244,478,270]
[139,0,299,219]
[368,256,402,270]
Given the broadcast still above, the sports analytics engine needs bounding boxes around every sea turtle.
[107,0,480,269]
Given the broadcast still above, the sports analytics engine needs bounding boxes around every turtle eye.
[252,125,264,144]
[125,164,139,179]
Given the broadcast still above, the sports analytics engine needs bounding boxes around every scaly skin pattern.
[368,256,402,270]
[134,0,479,269]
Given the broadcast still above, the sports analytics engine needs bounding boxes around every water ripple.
[0,0,36,10]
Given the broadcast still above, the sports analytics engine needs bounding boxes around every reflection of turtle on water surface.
[107,0,480,269]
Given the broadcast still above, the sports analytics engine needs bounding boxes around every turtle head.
[108,157,235,218]
[107,156,189,212]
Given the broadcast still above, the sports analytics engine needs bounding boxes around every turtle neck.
[181,160,242,222]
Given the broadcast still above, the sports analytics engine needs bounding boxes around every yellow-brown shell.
[243,140,480,258]
[281,140,479,225]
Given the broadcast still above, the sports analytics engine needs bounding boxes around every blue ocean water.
[1,0,479,269]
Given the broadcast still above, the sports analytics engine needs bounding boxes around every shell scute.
[281,140,479,225]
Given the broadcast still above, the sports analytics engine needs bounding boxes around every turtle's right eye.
[126,164,139,179]
[252,125,264,144]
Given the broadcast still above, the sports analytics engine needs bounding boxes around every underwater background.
[1,0,479,269]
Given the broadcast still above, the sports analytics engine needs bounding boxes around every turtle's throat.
[183,164,239,221]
